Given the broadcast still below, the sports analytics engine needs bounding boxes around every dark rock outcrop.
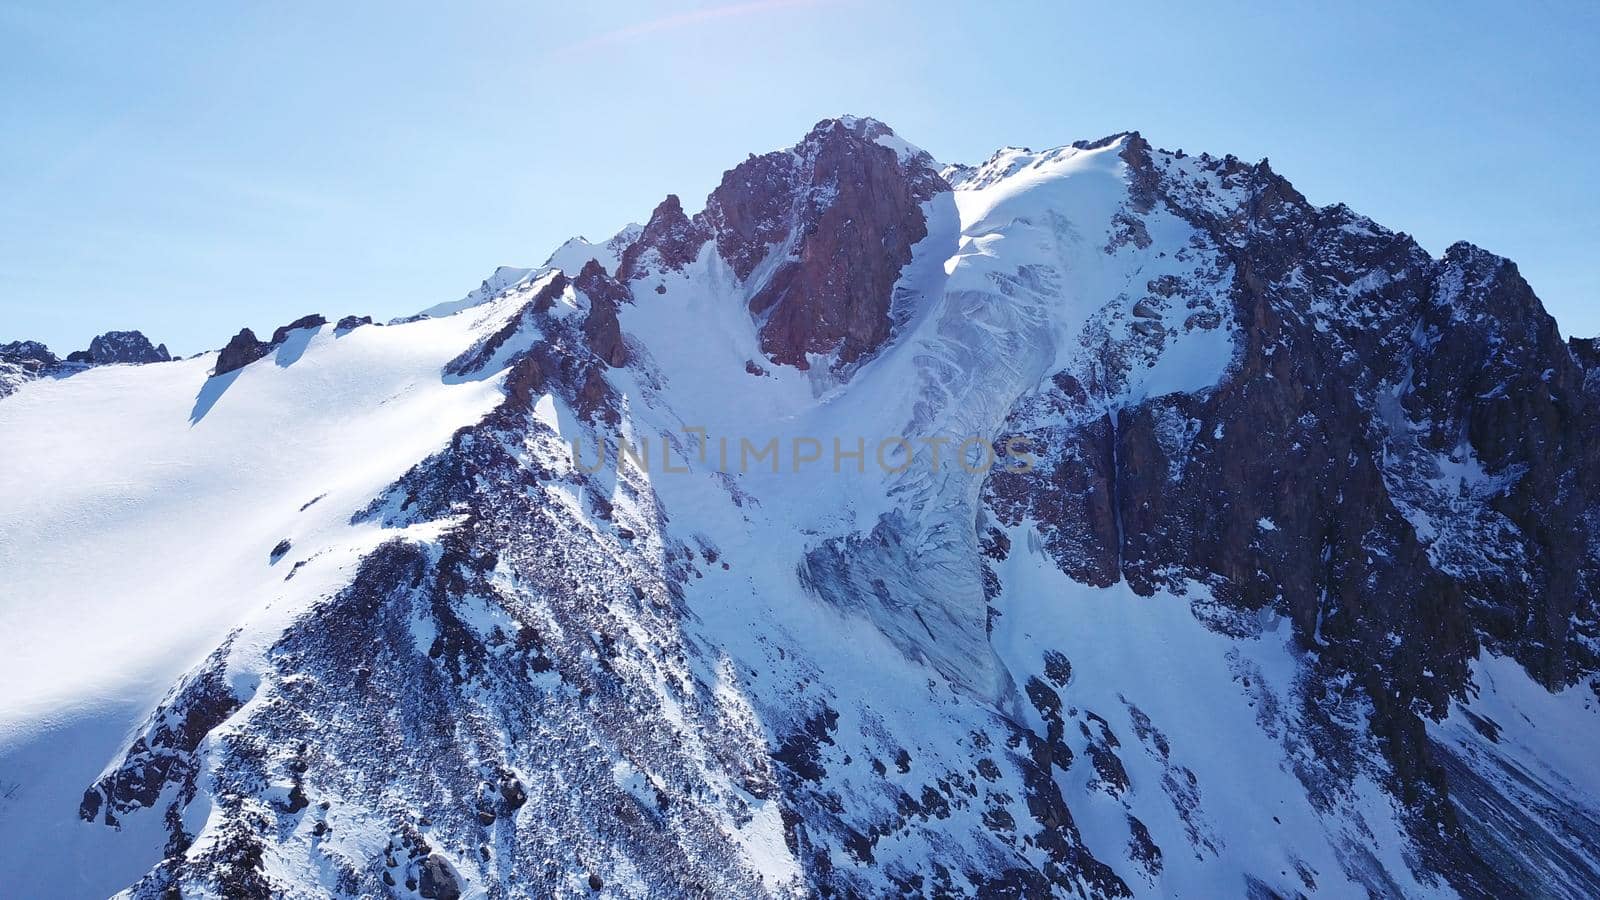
[80,642,243,826]
[701,150,800,282]
[214,315,327,376]
[1,340,66,398]
[575,260,630,368]
[501,350,548,412]
[0,340,60,371]
[1571,335,1600,372]
[445,273,570,381]
[269,314,327,345]
[417,853,461,900]
[69,330,171,365]
[529,271,570,315]
[441,266,621,424]
[214,328,271,376]
[702,117,948,370]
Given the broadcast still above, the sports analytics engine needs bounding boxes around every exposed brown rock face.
[575,260,630,368]
[702,117,948,370]
[528,271,569,314]
[615,194,709,283]
[583,118,948,373]
[701,151,801,281]
[501,351,547,412]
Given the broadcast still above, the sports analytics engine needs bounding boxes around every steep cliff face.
[614,194,708,284]
[980,137,1600,893]
[987,139,1600,703]
[696,116,949,370]
[5,119,1600,899]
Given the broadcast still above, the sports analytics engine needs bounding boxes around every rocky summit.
[1,329,172,398]
[2,118,1598,899]
[69,330,172,366]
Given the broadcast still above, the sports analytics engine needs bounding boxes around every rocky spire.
[614,194,709,283]
[701,116,949,370]
[575,260,630,368]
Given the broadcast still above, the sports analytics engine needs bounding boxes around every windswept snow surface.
[0,314,507,895]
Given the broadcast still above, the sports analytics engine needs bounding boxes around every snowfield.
[0,314,506,895]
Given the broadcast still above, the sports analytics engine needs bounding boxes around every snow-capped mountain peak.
[4,117,1599,899]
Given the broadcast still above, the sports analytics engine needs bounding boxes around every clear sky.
[3,1,1596,355]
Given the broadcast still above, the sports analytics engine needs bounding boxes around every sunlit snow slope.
[0,317,504,895]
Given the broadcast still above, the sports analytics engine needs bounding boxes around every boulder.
[417,853,462,900]
[214,328,270,376]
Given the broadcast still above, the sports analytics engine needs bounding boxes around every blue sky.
[3,0,1596,355]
